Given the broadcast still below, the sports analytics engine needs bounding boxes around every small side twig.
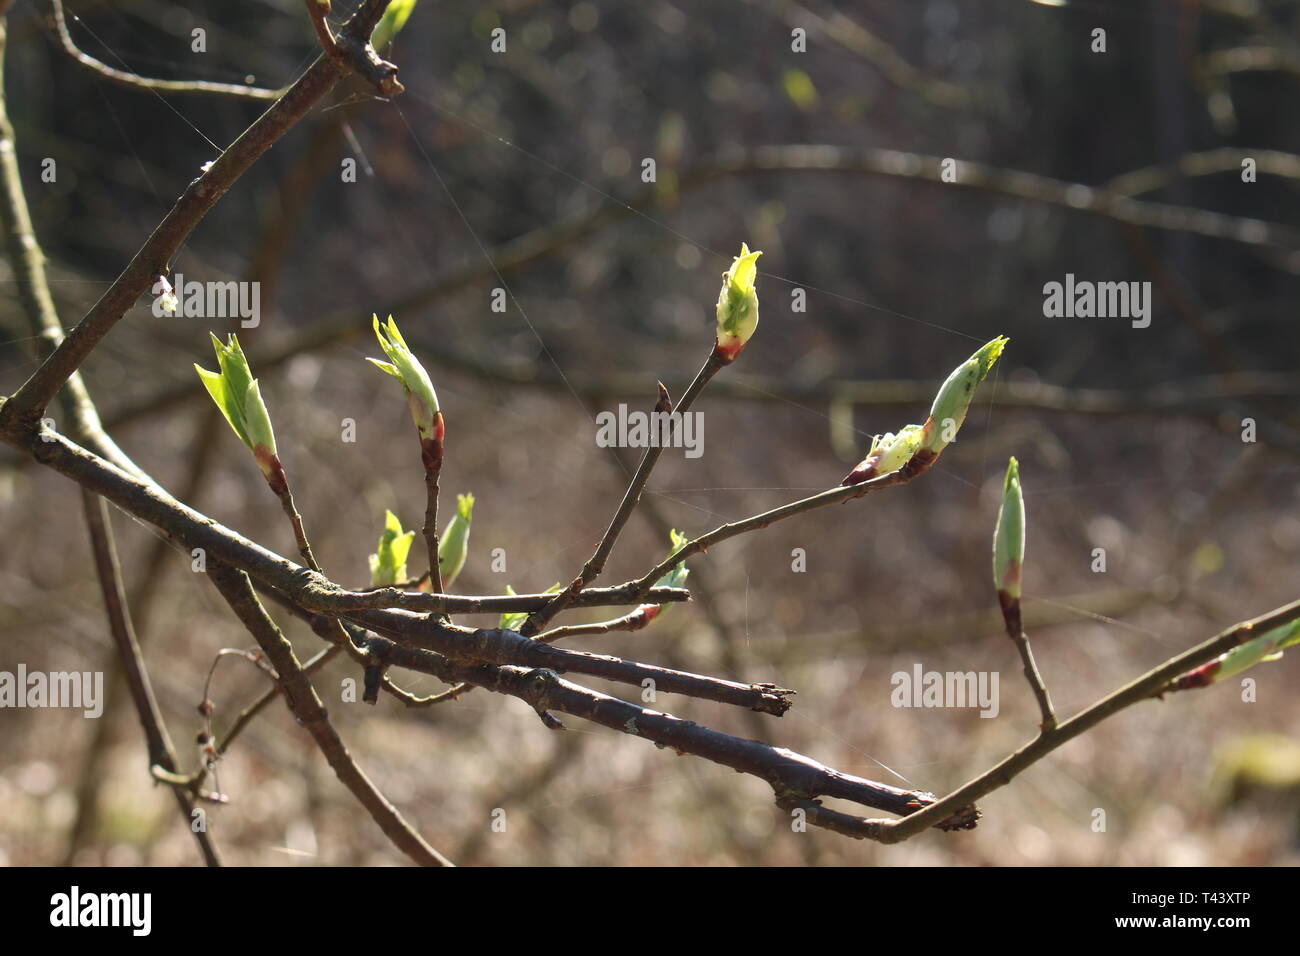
[523,354,724,635]
[49,0,282,101]
[997,593,1056,733]
[206,562,452,867]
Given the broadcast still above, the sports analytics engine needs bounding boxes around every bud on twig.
[920,336,1008,457]
[993,457,1025,601]
[437,493,474,588]
[368,314,443,447]
[714,243,762,363]
[499,583,559,632]
[194,332,280,484]
[636,529,691,625]
[1171,618,1300,691]
[842,425,923,485]
[369,509,416,587]
[841,338,1007,485]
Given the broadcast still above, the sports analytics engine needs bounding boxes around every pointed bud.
[714,243,762,363]
[1173,618,1300,690]
[437,492,474,588]
[993,457,1025,600]
[921,336,1008,456]
[369,509,416,587]
[195,332,279,482]
[842,424,924,485]
[368,314,441,442]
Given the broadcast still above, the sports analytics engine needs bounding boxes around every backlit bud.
[368,315,441,442]
[195,332,279,482]
[993,457,1025,601]
[1173,618,1300,691]
[842,424,923,485]
[921,336,1008,457]
[369,509,416,587]
[437,493,474,588]
[714,243,762,363]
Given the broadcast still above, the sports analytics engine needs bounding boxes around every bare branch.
[49,0,281,101]
[206,562,451,867]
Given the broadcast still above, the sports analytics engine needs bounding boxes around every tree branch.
[49,0,282,101]
[205,562,451,866]
[2,0,397,424]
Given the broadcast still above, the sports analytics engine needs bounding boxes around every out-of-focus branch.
[49,0,281,101]
[1,11,217,864]
[1,0,397,424]
[749,0,969,108]
[81,489,221,865]
[206,562,451,866]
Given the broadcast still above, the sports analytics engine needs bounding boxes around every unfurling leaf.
[437,492,474,587]
[195,332,279,481]
[369,509,416,587]
[369,314,441,442]
[714,243,762,363]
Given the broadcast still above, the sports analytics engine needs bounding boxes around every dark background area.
[1,0,1298,865]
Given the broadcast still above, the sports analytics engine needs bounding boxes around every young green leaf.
[369,509,416,587]
[637,529,693,625]
[372,0,417,51]
[714,243,762,363]
[195,332,279,481]
[368,314,442,443]
[437,492,474,588]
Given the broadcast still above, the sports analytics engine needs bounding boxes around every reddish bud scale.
[260,452,289,497]
[420,434,445,472]
[842,447,937,487]
[635,605,660,628]
[842,460,877,486]
[997,589,1022,636]
[713,339,744,364]
[1172,660,1220,691]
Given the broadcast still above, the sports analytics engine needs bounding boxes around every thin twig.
[997,593,1056,733]
[49,0,282,101]
[81,490,221,865]
[1,0,397,424]
[206,562,452,866]
[523,352,724,635]
[623,464,917,600]
[867,596,1300,843]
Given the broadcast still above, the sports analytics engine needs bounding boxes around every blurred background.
[2,0,1299,866]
